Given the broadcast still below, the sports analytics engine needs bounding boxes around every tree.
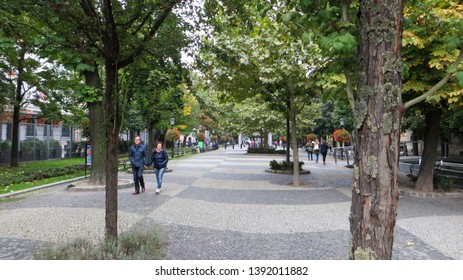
[200,2,325,186]
[349,0,463,259]
[349,0,405,259]
[121,13,192,155]
[82,0,184,239]
[295,0,463,259]
[4,0,110,184]
[0,9,58,167]
[19,0,186,239]
[402,0,463,192]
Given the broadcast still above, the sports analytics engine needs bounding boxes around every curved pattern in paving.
[149,197,351,234]
[0,207,143,243]
[0,148,462,260]
[397,215,463,259]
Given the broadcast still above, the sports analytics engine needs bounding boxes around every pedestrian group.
[305,138,330,165]
[129,136,169,195]
[130,132,334,196]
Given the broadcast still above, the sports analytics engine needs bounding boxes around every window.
[62,126,70,137]
[26,119,35,137]
[6,123,12,141]
[43,121,53,137]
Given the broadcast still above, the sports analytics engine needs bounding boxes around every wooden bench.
[118,160,130,169]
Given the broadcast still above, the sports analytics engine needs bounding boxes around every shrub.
[434,176,453,192]
[247,148,285,154]
[269,160,304,171]
[35,230,165,260]
[166,128,181,141]
[49,139,62,149]
[0,164,84,187]
[333,129,350,143]
[197,132,206,142]
[0,140,12,151]
[306,133,317,142]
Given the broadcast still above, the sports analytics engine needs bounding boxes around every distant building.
[0,104,86,163]
[400,129,463,159]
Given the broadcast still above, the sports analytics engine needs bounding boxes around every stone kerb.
[265,169,310,175]
[66,179,133,192]
[399,188,463,198]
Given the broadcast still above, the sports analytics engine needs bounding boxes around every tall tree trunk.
[104,63,120,240]
[10,49,26,168]
[84,68,106,185]
[350,0,404,260]
[102,0,121,240]
[263,130,268,148]
[285,116,290,163]
[11,105,21,168]
[415,109,442,192]
[289,90,300,186]
[97,0,177,240]
[285,94,291,163]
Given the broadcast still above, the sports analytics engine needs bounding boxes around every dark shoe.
[141,187,145,192]
[132,192,140,195]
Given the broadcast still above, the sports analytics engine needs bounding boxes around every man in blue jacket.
[129,135,147,195]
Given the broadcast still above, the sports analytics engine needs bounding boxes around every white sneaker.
[155,188,161,194]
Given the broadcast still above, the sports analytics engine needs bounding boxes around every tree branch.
[118,0,183,68]
[404,45,463,109]
[343,63,355,111]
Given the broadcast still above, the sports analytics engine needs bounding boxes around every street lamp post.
[170,116,175,158]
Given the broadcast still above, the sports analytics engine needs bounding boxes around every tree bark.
[285,116,290,163]
[11,103,21,168]
[415,108,442,192]
[104,62,120,240]
[10,48,26,168]
[350,0,404,260]
[96,0,178,240]
[289,89,300,186]
[285,95,291,164]
[84,68,106,185]
[102,0,120,240]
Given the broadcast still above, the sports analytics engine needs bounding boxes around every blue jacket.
[129,144,147,168]
[147,149,169,169]
[320,143,329,154]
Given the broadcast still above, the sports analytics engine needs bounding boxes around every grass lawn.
[0,158,86,195]
[0,157,85,173]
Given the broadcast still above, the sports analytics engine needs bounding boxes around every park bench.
[405,160,463,187]
[434,161,463,186]
[118,160,130,169]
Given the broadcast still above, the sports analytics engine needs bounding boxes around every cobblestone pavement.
[0,148,462,260]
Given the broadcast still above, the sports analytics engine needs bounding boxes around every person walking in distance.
[313,139,320,163]
[146,141,169,194]
[129,135,147,195]
[320,140,329,165]
[305,141,314,161]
